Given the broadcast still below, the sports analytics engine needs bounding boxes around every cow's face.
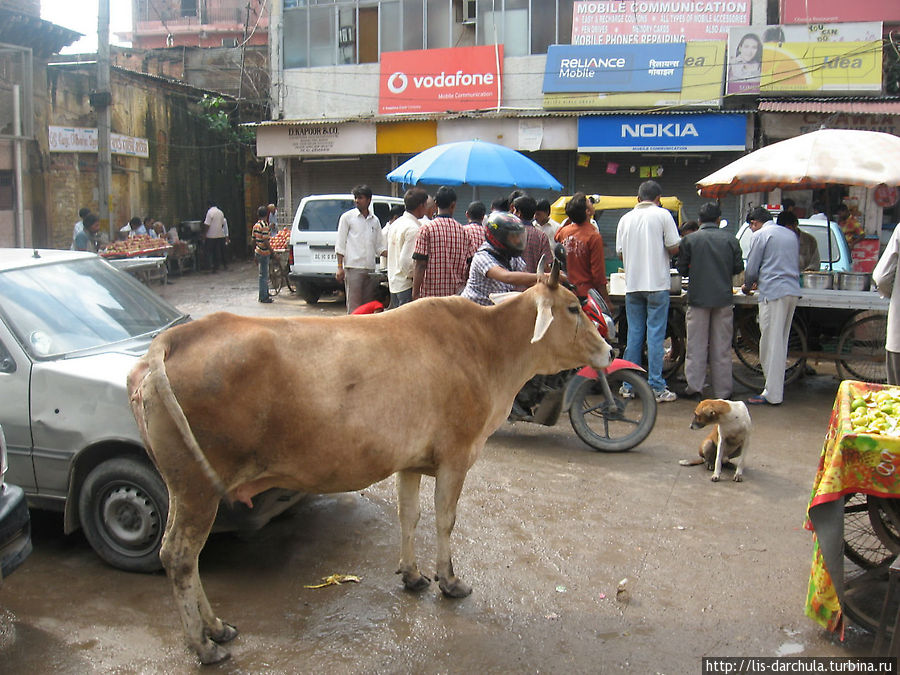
[528,278,612,373]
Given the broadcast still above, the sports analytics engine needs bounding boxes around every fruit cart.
[806,380,900,644]
[268,228,293,295]
[100,235,172,285]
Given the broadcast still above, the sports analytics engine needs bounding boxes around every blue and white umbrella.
[387,140,563,191]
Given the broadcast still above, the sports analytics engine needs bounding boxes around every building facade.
[262,0,900,239]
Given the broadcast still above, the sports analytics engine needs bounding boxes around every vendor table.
[805,380,900,638]
[106,256,168,285]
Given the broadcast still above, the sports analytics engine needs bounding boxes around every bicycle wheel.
[732,310,807,391]
[868,496,900,557]
[844,493,895,569]
[269,256,285,295]
[836,314,887,384]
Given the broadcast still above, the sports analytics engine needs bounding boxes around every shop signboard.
[578,113,747,152]
[49,126,150,158]
[571,0,750,43]
[378,45,502,115]
[255,122,375,156]
[761,112,900,140]
[726,22,882,95]
[543,44,685,93]
[543,41,724,110]
[780,0,900,24]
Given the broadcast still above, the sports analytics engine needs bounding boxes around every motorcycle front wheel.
[568,370,657,452]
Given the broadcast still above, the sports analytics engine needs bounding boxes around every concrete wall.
[44,66,258,252]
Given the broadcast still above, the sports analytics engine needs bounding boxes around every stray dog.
[679,399,751,482]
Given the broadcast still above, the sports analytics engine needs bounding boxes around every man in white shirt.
[534,199,560,243]
[873,222,900,384]
[203,199,230,273]
[70,207,91,250]
[387,188,428,308]
[615,180,681,402]
[336,185,386,313]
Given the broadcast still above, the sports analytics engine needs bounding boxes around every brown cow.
[127,268,611,664]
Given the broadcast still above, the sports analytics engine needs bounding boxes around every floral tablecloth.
[805,380,900,633]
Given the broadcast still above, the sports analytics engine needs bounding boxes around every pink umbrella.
[696,129,900,199]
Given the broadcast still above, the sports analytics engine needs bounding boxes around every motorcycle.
[510,287,658,452]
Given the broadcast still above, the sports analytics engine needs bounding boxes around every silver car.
[0,249,301,572]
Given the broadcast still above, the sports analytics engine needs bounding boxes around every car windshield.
[799,224,842,265]
[0,257,185,359]
[298,199,354,231]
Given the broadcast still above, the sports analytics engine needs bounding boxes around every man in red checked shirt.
[412,186,476,299]
[555,192,614,314]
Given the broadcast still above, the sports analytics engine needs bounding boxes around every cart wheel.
[836,314,887,384]
[842,564,895,634]
[844,493,896,569]
[612,309,685,381]
[269,259,285,296]
[732,309,807,391]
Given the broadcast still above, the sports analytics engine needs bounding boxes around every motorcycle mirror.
[719,218,728,229]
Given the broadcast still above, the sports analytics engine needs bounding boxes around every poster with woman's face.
[726,31,762,94]
[726,22,882,96]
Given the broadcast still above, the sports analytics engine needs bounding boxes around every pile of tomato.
[270,228,290,251]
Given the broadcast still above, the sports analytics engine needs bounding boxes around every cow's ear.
[489,291,520,305]
[531,295,554,343]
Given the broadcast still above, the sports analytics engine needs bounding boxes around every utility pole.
[96,0,113,239]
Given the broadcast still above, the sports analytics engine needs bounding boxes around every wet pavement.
[0,260,881,672]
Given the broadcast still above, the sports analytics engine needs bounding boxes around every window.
[282,1,573,68]
[0,172,12,210]
[181,0,198,18]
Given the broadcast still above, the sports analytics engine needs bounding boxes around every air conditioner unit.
[222,38,238,48]
[461,0,476,25]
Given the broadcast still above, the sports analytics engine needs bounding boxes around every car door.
[0,321,35,491]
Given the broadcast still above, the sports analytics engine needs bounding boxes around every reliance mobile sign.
[379,45,502,115]
[578,114,747,152]
[544,44,685,93]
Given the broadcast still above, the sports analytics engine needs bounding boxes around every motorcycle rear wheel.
[568,370,657,452]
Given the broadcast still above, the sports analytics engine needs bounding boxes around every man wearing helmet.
[461,211,542,306]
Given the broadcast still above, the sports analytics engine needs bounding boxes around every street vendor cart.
[806,380,900,646]
[100,235,172,286]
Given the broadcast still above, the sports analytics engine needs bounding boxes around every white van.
[288,194,403,304]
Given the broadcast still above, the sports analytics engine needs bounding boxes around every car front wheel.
[77,457,167,573]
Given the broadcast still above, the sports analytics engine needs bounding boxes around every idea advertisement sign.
[571,0,750,44]
[726,22,882,95]
[543,44,685,93]
[379,45,502,115]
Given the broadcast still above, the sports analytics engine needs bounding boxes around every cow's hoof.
[209,622,239,644]
[710,474,720,482]
[401,570,432,592]
[197,641,231,666]
[438,576,472,599]
[733,474,744,483]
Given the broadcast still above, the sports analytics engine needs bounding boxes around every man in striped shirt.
[251,205,273,303]
[412,186,476,299]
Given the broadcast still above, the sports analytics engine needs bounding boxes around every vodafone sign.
[379,45,503,115]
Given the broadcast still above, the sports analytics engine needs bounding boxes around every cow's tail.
[145,339,228,499]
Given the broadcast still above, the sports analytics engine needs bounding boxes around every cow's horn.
[548,259,560,288]
[536,254,548,283]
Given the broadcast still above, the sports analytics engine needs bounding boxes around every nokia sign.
[578,113,747,152]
